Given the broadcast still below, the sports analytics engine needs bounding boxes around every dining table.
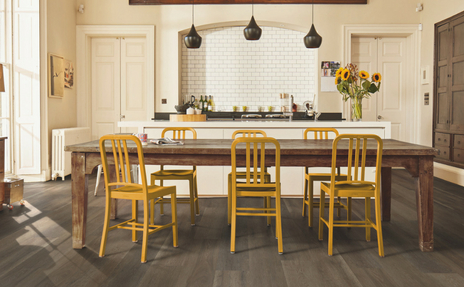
[65,138,438,252]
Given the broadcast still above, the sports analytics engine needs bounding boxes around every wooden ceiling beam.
[130,0,367,5]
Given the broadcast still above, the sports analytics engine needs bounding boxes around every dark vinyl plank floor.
[1,169,464,286]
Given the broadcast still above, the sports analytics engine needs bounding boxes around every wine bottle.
[200,95,204,111]
[207,95,212,112]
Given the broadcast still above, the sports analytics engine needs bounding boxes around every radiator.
[52,127,91,181]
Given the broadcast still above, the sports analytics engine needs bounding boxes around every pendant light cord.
[252,0,254,16]
[192,0,195,24]
[312,4,314,25]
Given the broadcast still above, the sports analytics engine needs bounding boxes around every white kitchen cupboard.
[125,121,391,196]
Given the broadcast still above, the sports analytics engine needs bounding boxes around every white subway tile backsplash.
[181,26,317,111]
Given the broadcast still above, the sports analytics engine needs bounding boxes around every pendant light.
[184,0,202,49]
[304,3,322,48]
[244,0,262,41]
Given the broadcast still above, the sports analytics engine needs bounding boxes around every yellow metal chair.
[228,130,271,226]
[150,127,199,226]
[230,137,283,254]
[302,128,350,227]
[318,134,384,257]
[98,135,178,263]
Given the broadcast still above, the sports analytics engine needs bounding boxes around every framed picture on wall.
[64,60,74,89]
[48,53,64,98]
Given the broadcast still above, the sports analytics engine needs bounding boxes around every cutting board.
[170,114,207,122]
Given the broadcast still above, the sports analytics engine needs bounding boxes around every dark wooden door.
[450,15,464,131]
[435,23,451,131]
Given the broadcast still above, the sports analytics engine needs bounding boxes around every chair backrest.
[232,130,267,139]
[331,134,383,187]
[304,127,339,140]
[162,127,197,139]
[231,137,280,188]
[99,134,148,197]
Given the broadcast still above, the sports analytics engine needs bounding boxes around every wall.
[76,0,420,115]
[46,0,77,176]
[181,25,317,112]
[419,1,464,184]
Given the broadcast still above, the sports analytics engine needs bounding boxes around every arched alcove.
[179,22,318,112]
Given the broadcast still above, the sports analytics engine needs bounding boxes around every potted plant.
[336,63,381,121]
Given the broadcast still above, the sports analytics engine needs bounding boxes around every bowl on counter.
[175,104,189,114]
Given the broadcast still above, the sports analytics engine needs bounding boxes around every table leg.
[415,156,434,252]
[72,152,88,249]
[381,167,392,221]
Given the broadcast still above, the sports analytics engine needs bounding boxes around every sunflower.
[359,70,369,79]
[336,67,344,77]
[372,73,381,82]
[335,76,340,85]
[341,69,350,81]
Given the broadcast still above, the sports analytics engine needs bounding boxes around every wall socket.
[161,98,167,104]
[424,93,429,105]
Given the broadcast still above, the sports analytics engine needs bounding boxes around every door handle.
[377,115,382,120]
[120,115,125,119]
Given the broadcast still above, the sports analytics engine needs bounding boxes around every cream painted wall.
[419,1,464,185]
[75,0,420,115]
[47,0,77,169]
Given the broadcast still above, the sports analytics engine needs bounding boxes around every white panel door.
[120,38,148,135]
[91,38,121,140]
[351,37,408,141]
[377,38,407,141]
[91,37,147,140]
[13,0,40,174]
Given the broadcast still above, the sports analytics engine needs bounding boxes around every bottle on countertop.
[199,95,204,111]
[207,95,213,112]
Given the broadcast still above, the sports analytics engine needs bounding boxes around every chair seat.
[111,184,176,200]
[152,169,195,177]
[321,182,376,197]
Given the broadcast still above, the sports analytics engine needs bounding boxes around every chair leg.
[189,177,195,226]
[159,179,164,215]
[99,195,112,258]
[94,164,102,196]
[266,196,271,227]
[141,200,149,263]
[308,177,314,228]
[276,194,283,254]
[337,196,342,217]
[230,189,237,254]
[228,174,232,226]
[171,192,179,248]
[194,174,200,216]
[150,199,155,225]
[132,200,138,243]
[347,197,352,222]
[374,195,385,257]
[365,197,371,242]
[318,190,325,241]
[302,171,308,217]
[328,195,335,256]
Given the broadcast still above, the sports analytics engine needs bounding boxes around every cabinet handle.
[438,138,441,141]
[444,139,447,142]
[458,141,461,144]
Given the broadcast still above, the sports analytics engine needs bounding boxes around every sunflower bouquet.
[335,63,381,120]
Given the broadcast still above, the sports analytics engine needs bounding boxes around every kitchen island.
[118,120,391,196]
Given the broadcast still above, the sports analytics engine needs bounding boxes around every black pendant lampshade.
[244,15,262,41]
[184,0,202,49]
[304,24,322,48]
[185,24,202,49]
[304,4,322,48]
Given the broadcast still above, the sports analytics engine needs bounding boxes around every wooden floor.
[1,170,464,286]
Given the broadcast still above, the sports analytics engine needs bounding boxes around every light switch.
[162,98,167,104]
[424,93,429,105]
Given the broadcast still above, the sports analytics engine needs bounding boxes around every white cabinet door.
[14,0,40,174]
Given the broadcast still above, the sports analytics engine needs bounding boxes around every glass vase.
[351,97,362,121]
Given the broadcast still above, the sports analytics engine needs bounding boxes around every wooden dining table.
[66,138,438,252]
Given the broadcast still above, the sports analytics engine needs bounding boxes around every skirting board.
[434,162,464,187]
